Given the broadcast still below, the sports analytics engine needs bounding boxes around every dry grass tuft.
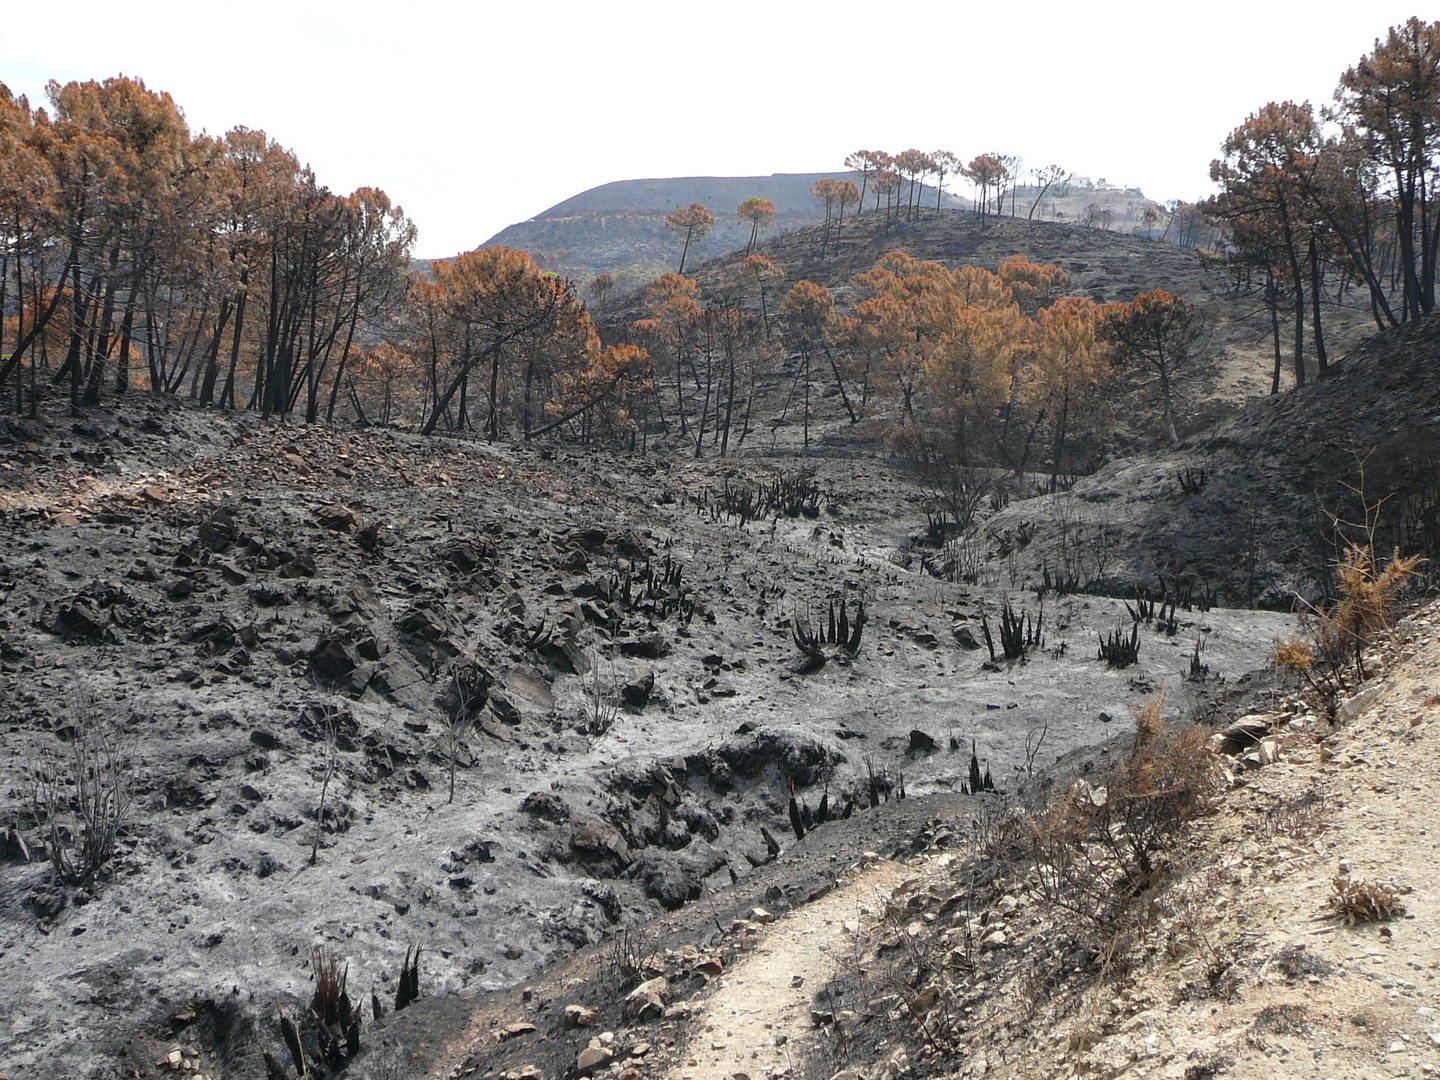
[1328,876,1406,924]
[311,944,348,1026]
[1251,1002,1309,1036]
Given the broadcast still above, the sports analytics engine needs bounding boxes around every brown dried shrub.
[1277,542,1423,710]
[1024,694,1219,927]
[1328,876,1406,924]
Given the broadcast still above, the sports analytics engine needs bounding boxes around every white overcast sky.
[0,1,1421,259]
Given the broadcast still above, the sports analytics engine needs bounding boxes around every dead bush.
[30,686,132,886]
[1283,470,1425,712]
[1252,1002,1309,1035]
[1279,543,1422,701]
[1255,789,1329,841]
[1023,695,1218,927]
[1328,876,1406,924]
[1272,943,1333,981]
[603,928,656,993]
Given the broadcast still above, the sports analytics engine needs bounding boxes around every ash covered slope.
[978,314,1440,606]
[0,395,1297,1080]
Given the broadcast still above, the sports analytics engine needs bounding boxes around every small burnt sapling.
[980,598,1041,662]
[394,944,422,1012]
[1098,622,1141,667]
[308,710,339,867]
[437,658,488,803]
[30,684,132,887]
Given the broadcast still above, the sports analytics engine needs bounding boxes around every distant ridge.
[525,172,878,219]
[482,171,960,292]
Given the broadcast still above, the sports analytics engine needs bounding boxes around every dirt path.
[669,857,917,1080]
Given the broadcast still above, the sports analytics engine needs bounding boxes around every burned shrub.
[1098,622,1140,667]
[1176,466,1208,495]
[791,593,865,670]
[981,599,1041,662]
[30,686,132,887]
[716,470,823,522]
[393,945,421,1012]
[1023,697,1218,926]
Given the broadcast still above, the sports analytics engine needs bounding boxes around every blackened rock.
[46,598,112,642]
[521,791,569,823]
[703,756,734,792]
[703,730,845,786]
[487,690,522,726]
[569,821,632,876]
[576,527,608,551]
[29,887,66,919]
[953,626,981,650]
[249,585,290,607]
[441,539,484,573]
[309,636,359,682]
[315,504,357,533]
[505,667,555,715]
[355,521,382,551]
[614,530,652,560]
[632,844,727,911]
[396,607,461,673]
[621,669,655,710]
[909,729,938,753]
[328,585,383,628]
[396,605,460,662]
[214,558,248,585]
[250,729,282,750]
[437,660,491,721]
[620,634,671,660]
[278,555,316,579]
[197,507,237,551]
[298,704,361,748]
[1,825,31,862]
[187,618,238,656]
[540,637,590,676]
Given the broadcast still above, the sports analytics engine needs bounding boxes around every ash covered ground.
[0,397,1294,1079]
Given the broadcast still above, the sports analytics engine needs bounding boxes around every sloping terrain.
[0,394,1296,1080]
[417,600,1440,1080]
[974,313,1440,606]
[482,172,944,291]
[481,174,1165,300]
[645,209,1377,423]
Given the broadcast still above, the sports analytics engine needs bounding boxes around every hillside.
[417,602,1440,1080]
[482,173,959,292]
[1,189,1430,1080]
[481,175,1170,300]
[0,392,1296,1080]
[1,282,1434,1080]
[612,207,1378,428]
[973,313,1440,606]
